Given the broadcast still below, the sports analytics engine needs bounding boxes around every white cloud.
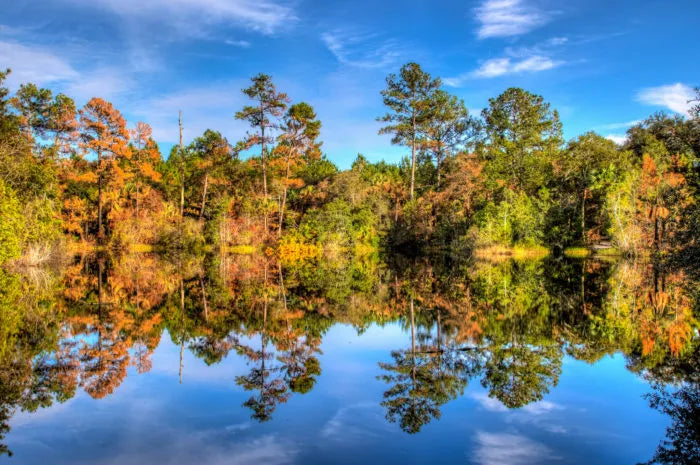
[320,402,384,439]
[636,83,695,115]
[321,31,404,69]
[596,119,641,130]
[605,134,627,145]
[511,55,558,73]
[0,40,79,87]
[225,39,252,47]
[69,0,296,35]
[0,40,135,104]
[470,392,509,412]
[521,400,562,415]
[474,0,552,39]
[65,67,136,103]
[473,57,512,78]
[473,431,557,465]
[445,54,561,85]
[131,81,251,145]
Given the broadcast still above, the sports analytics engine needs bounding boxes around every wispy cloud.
[473,431,557,465]
[131,81,250,144]
[444,55,561,86]
[470,393,568,434]
[521,400,563,415]
[320,402,385,439]
[321,30,404,69]
[0,40,135,103]
[596,119,642,130]
[225,39,252,48]
[444,35,568,86]
[470,392,509,412]
[605,134,627,145]
[636,83,695,115]
[479,55,559,77]
[0,40,79,86]
[474,0,552,39]
[68,0,296,35]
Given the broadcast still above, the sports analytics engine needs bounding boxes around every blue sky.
[1,0,698,167]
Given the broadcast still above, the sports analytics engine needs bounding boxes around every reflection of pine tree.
[642,381,699,465]
[78,259,130,399]
[481,339,562,408]
[277,323,322,394]
[378,300,477,433]
[235,331,290,422]
[235,268,290,422]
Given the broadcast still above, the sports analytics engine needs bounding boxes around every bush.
[0,179,24,264]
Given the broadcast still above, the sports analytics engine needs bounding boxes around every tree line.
[0,64,698,265]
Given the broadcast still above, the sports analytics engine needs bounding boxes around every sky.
[1,0,698,168]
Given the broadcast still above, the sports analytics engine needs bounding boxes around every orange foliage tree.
[78,98,130,240]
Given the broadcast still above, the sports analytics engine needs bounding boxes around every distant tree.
[378,63,440,200]
[0,69,18,138]
[480,87,562,196]
[688,87,699,120]
[47,94,78,156]
[641,382,700,465]
[423,89,479,188]
[236,74,289,202]
[7,82,77,158]
[189,130,231,220]
[560,132,621,243]
[78,98,130,240]
[276,102,321,235]
[0,179,23,264]
[127,122,162,215]
[9,83,52,142]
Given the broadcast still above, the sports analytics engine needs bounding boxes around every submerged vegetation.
[0,62,698,462]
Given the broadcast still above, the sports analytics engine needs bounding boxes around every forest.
[0,62,699,464]
[0,63,698,263]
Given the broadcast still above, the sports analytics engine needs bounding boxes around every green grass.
[226,244,257,254]
[475,244,549,261]
[564,247,590,258]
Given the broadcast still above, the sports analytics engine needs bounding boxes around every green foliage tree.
[276,102,321,235]
[559,132,623,244]
[378,63,441,200]
[235,74,289,202]
[189,129,232,220]
[0,180,23,264]
[480,87,562,196]
[422,89,479,188]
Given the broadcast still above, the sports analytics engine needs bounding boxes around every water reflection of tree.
[641,381,700,465]
[0,249,698,456]
[379,279,481,433]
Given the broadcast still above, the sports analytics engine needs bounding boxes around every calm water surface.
[1,253,696,464]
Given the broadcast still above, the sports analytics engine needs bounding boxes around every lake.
[1,252,696,464]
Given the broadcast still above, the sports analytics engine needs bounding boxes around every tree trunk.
[179,111,185,218]
[410,298,416,355]
[199,172,208,220]
[410,114,416,200]
[581,190,586,244]
[199,274,209,321]
[278,156,291,237]
[437,309,441,352]
[260,102,268,231]
[435,138,444,190]
[179,277,184,385]
[97,149,103,242]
